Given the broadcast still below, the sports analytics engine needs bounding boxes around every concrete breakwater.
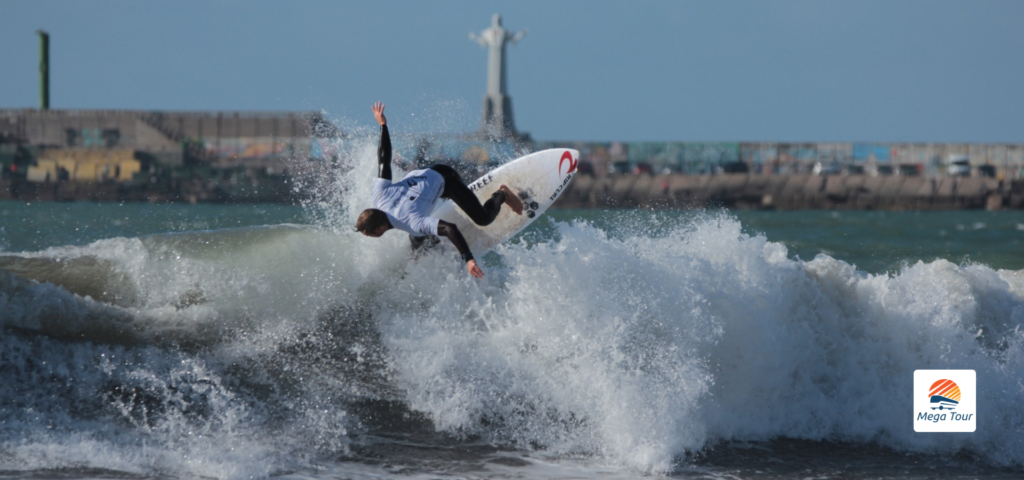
[554,174,1024,211]
[4,174,1023,211]
[0,177,290,204]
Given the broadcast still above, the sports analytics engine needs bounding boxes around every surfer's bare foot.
[499,185,524,215]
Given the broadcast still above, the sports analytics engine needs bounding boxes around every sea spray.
[370,211,1024,472]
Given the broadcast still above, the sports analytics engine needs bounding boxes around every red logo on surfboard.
[559,150,577,177]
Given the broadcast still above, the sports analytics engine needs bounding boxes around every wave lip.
[0,224,387,345]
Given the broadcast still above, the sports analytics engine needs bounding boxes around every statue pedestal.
[481,93,515,140]
[470,14,526,140]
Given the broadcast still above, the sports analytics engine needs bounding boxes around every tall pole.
[37,30,49,110]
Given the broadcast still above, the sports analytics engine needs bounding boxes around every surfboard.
[431,148,580,255]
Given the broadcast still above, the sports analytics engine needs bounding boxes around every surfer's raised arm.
[361,101,525,279]
[436,220,483,278]
[372,101,392,181]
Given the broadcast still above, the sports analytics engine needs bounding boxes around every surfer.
[356,102,523,278]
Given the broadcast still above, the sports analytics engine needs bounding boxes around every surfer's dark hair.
[355,208,389,233]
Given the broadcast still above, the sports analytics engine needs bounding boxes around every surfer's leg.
[429,165,505,226]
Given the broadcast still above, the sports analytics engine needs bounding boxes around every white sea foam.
[371,212,1024,473]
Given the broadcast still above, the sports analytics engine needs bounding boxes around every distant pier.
[3,173,1021,211]
[554,174,1023,211]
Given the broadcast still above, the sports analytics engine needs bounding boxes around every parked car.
[845,164,865,175]
[947,154,970,177]
[897,164,921,176]
[873,165,894,176]
[978,165,996,178]
[575,160,595,176]
[812,162,842,175]
[722,161,749,174]
[608,161,631,175]
[633,162,654,175]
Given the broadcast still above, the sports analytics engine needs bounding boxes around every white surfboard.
[432,148,579,254]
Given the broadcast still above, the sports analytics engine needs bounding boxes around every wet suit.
[374,124,507,262]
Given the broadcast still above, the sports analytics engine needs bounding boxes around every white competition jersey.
[371,168,445,237]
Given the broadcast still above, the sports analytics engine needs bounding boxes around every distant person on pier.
[355,101,523,279]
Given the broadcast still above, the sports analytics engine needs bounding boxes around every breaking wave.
[1,130,1024,478]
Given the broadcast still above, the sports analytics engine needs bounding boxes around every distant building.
[0,109,340,184]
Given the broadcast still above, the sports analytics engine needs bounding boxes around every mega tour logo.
[914,370,976,432]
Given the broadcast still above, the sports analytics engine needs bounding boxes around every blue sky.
[2,1,1022,143]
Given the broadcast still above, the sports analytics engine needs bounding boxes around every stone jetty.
[554,174,1024,211]
[4,174,1022,210]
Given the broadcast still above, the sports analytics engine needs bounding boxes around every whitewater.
[1,130,1023,479]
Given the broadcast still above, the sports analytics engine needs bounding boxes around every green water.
[0,201,308,253]
[2,200,1021,274]
[545,209,1024,273]
[734,209,1024,273]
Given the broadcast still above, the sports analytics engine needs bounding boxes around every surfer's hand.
[372,101,387,126]
[467,259,484,279]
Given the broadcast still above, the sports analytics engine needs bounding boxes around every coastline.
[4,173,1021,211]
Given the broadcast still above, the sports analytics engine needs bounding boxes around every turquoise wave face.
[537,208,1024,273]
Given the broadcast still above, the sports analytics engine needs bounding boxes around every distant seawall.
[554,174,1024,211]
[0,178,288,204]
[3,174,1023,210]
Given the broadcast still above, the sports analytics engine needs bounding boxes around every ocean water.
[2,137,1024,479]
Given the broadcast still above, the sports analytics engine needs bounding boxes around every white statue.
[470,14,527,139]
